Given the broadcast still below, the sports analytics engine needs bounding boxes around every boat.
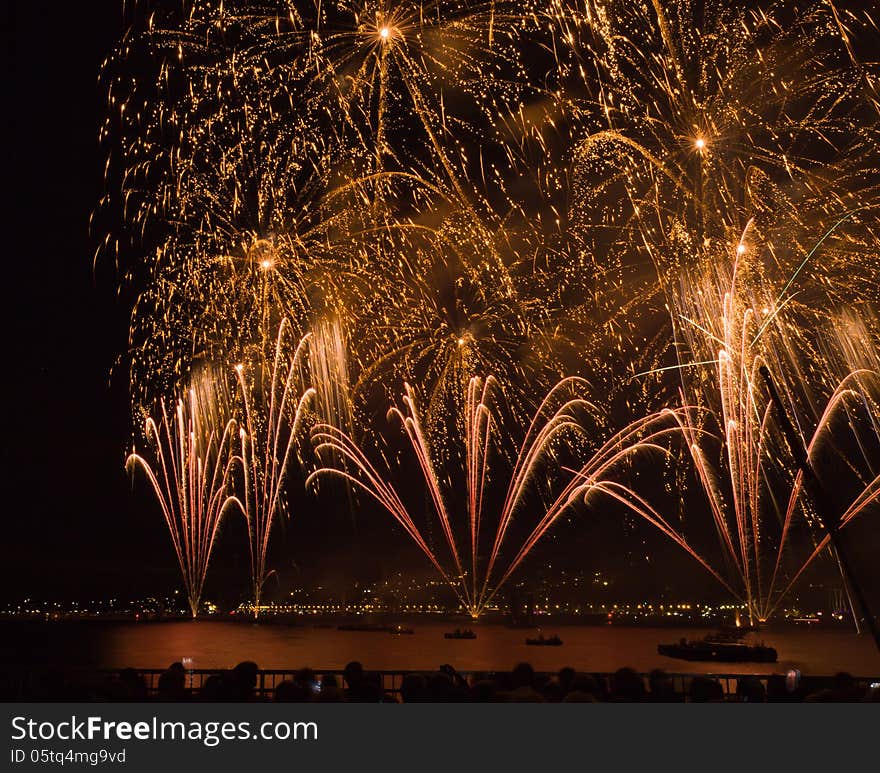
[658,634,777,663]
[525,634,563,646]
[444,628,477,640]
[390,625,415,635]
[705,628,749,643]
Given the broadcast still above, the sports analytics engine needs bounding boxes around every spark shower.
[108,2,880,618]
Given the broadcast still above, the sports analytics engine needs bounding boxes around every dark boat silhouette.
[390,625,415,635]
[525,633,563,646]
[444,628,477,640]
[658,632,777,663]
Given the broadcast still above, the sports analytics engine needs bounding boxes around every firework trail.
[310,315,355,434]
[309,375,703,617]
[232,319,316,616]
[773,311,880,617]
[126,372,239,616]
[662,244,880,622]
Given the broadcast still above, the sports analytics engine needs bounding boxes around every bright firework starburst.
[563,0,880,367]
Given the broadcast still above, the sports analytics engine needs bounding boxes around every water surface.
[5,620,879,675]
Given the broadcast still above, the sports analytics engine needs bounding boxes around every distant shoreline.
[0,614,849,630]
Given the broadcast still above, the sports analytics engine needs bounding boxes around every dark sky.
[3,1,155,599]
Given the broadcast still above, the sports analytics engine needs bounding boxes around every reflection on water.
[5,621,880,675]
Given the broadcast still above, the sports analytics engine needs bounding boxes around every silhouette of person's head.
[689,676,724,702]
[364,671,386,701]
[400,674,428,702]
[766,674,789,702]
[118,668,147,699]
[648,669,675,698]
[511,662,535,690]
[200,672,228,700]
[228,661,259,699]
[611,668,645,701]
[429,671,459,700]
[343,661,364,689]
[564,674,599,702]
[317,673,342,702]
[833,671,854,690]
[275,679,311,701]
[830,671,863,701]
[736,675,766,702]
[157,665,186,700]
[293,668,316,691]
[558,667,576,693]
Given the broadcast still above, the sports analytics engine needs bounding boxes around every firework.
[351,208,572,432]
[205,1,545,186]
[309,375,697,617]
[662,247,880,622]
[102,1,880,403]
[564,0,880,367]
[773,312,880,616]
[310,315,355,433]
[125,372,239,616]
[100,1,577,410]
[121,149,387,408]
[232,319,316,616]
[104,2,880,616]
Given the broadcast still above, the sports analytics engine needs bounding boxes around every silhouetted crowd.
[7,661,877,702]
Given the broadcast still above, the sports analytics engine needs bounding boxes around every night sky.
[3,1,877,612]
[5,2,141,599]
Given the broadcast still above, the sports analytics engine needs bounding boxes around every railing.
[4,667,876,701]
